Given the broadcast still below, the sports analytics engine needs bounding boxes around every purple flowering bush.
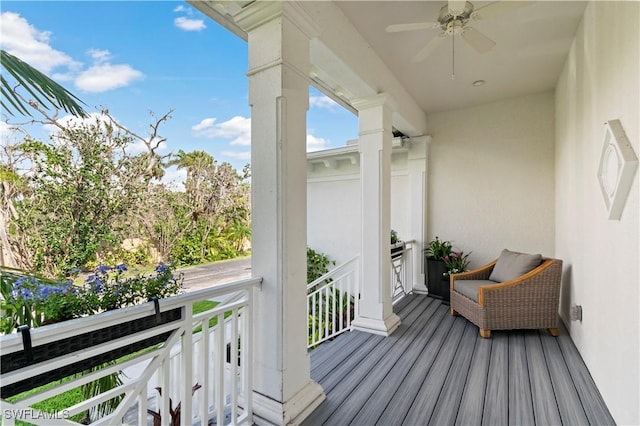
[0,262,183,334]
[443,251,471,276]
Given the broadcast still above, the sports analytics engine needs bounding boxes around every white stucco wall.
[555,2,639,424]
[426,92,556,267]
[307,152,411,266]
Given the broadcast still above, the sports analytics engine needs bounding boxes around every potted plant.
[424,237,470,302]
[0,262,184,413]
[390,230,405,259]
[443,251,471,278]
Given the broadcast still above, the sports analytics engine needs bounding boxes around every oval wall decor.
[597,119,638,220]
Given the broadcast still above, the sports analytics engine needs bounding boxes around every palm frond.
[1,49,88,117]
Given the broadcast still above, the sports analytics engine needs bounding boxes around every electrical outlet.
[570,304,583,322]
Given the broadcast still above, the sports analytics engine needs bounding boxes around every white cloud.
[0,121,22,145]
[42,112,114,135]
[127,137,167,155]
[221,150,251,161]
[87,48,112,64]
[0,12,143,94]
[0,12,80,73]
[193,116,330,153]
[173,5,187,13]
[42,113,166,155]
[192,116,251,146]
[307,134,329,152]
[75,63,144,93]
[310,95,339,111]
[174,17,206,32]
[161,165,187,191]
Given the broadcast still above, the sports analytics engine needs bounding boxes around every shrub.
[307,247,335,284]
[0,262,184,334]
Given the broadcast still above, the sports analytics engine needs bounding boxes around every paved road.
[178,256,252,292]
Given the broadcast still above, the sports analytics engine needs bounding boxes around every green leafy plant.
[307,247,336,283]
[0,262,184,334]
[443,251,471,275]
[1,49,87,117]
[425,237,453,260]
[390,230,400,244]
[306,248,355,347]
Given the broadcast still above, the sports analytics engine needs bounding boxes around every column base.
[351,313,401,336]
[253,381,325,426]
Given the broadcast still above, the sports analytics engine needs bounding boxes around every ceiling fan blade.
[472,1,534,21]
[412,34,447,62]
[386,22,439,33]
[448,0,467,17]
[461,27,496,53]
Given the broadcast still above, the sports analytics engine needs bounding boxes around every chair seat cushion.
[454,280,499,302]
[489,249,542,282]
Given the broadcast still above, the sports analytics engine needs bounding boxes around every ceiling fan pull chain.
[451,31,455,80]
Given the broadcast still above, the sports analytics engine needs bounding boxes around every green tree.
[4,110,169,277]
[168,150,250,264]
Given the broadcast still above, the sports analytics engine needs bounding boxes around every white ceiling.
[335,1,587,114]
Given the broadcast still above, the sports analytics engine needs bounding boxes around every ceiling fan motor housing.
[438,1,474,29]
[445,20,465,35]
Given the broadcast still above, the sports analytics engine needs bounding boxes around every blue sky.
[1,1,358,180]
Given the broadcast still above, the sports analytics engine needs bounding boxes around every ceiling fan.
[386,1,531,63]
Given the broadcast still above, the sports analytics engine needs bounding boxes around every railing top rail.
[307,255,359,290]
[0,276,262,350]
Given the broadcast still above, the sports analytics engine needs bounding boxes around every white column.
[238,3,324,425]
[407,135,430,292]
[351,94,401,336]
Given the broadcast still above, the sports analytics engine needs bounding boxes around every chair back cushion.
[489,249,542,282]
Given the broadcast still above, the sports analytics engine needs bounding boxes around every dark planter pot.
[425,258,450,303]
[0,307,182,399]
[391,241,406,259]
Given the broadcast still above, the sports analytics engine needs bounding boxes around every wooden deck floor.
[302,294,615,426]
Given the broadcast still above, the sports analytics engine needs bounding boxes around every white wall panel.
[555,2,639,423]
[426,92,556,268]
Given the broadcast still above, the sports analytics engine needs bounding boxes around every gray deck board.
[508,333,535,425]
[556,323,616,425]
[302,294,615,426]
[305,296,428,425]
[526,331,563,425]
[402,317,467,425]
[323,298,441,425]
[428,322,477,426]
[375,307,455,426]
[352,301,445,426]
[455,334,492,426]
[482,331,509,425]
[540,332,589,425]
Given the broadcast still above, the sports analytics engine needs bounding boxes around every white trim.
[252,381,325,426]
[307,174,360,184]
[351,313,401,336]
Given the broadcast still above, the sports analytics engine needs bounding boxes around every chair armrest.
[477,259,562,306]
[450,259,498,290]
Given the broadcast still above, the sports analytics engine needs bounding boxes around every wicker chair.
[449,254,563,338]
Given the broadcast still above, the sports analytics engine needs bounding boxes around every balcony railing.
[0,277,261,426]
[306,256,359,349]
[391,241,413,301]
[307,243,414,349]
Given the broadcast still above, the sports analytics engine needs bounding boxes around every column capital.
[407,135,431,160]
[234,1,318,39]
[409,135,432,145]
[352,93,398,113]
